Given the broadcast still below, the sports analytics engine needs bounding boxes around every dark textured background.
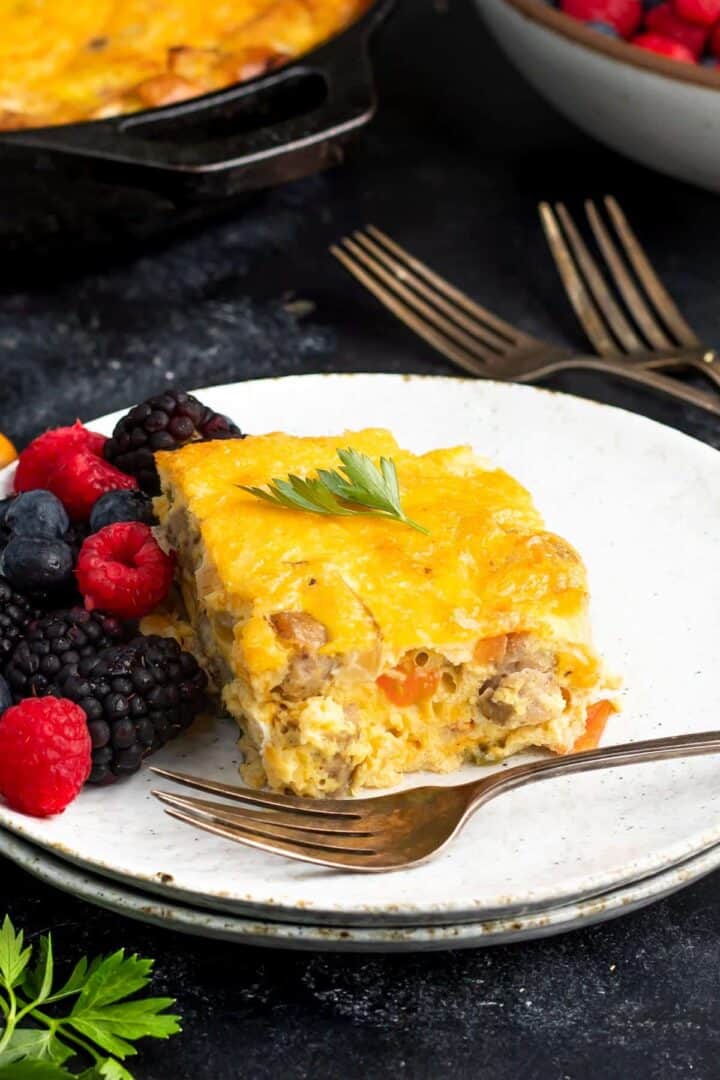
[2,0,720,1077]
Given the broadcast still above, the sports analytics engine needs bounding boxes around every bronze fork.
[151,730,720,872]
[330,226,720,416]
[540,196,720,391]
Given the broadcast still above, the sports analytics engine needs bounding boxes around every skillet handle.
[0,2,392,197]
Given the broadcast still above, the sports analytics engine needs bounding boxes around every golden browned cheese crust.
[154,429,610,797]
[0,0,371,129]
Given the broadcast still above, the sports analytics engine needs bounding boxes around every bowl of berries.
[0,390,241,817]
[475,0,720,191]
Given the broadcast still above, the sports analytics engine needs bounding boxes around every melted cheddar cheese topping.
[156,428,591,666]
[0,0,370,129]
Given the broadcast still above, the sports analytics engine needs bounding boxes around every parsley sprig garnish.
[240,448,429,535]
[0,915,180,1079]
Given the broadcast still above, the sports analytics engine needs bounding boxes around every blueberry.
[0,676,11,717]
[586,19,619,35]
[89,489,156,533]
[6,490,69,539]
[2,537,74,592]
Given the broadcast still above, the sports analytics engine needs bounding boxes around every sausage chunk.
[478,669,564,728]
[270,612,334,701]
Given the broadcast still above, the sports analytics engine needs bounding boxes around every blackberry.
[0,577,37,670]
[56,635,208,785]
[6,607,130,699]
[104,390,243,495]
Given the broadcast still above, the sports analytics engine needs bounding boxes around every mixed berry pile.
[556,0,720,66]
[0,389,242,818]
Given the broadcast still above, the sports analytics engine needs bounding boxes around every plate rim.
[3,824,719,952]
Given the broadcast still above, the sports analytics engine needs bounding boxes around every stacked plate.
[1,374,719,952]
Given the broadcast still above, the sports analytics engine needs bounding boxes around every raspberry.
[631,30,696,56]
[710,19,720,51]
[14,422,106,493]
[76,523,173,619]
[562,0,642,36]
[644,3,707,54]
[672,0,720,25]
[0,697,91,816]
[49,450,138,521]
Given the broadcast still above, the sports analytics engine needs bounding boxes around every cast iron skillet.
[0,0,393,205]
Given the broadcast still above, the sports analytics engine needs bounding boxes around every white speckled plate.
[3,826,719,951]
[1,374,720,929]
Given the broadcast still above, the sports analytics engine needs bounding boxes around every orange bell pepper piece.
[377,661,440,707]
[473,634,508,665]
[572,699,614,752]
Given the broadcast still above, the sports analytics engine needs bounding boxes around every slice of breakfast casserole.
[154,428,611,797]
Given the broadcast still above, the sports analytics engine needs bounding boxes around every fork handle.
[463,730,720,813]
[658,356,720,395]
[553,356,720,417]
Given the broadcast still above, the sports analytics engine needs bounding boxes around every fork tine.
[330,242,491,377]
[161,806,378,870]
[539,202,617,355]
[338,237,500,360]
[149,765,359,817]
[604,195,700,347]
[353,230,510,351]
[363,225,543,348]
[585,200,672,350]
[366,226,542,346]
[555,202,644,353]
[539,200,621,356]
[153,789,375,836]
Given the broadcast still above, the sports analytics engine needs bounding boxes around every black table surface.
[3,1,720,1077]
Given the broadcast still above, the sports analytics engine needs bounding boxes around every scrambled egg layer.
[0,0,370,128]
[155,429,609,796]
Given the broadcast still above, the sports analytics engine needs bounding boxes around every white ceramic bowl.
[475,0,720,192]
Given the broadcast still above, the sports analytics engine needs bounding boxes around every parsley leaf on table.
[67,951,178,1059]
[0,915,181,1079]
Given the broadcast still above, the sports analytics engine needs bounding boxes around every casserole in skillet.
[0,0,372,130]
[0,0,392,201]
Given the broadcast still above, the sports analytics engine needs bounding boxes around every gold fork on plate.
[151,731,720,872]
[539,196,720,391]
[329,222,720,417]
